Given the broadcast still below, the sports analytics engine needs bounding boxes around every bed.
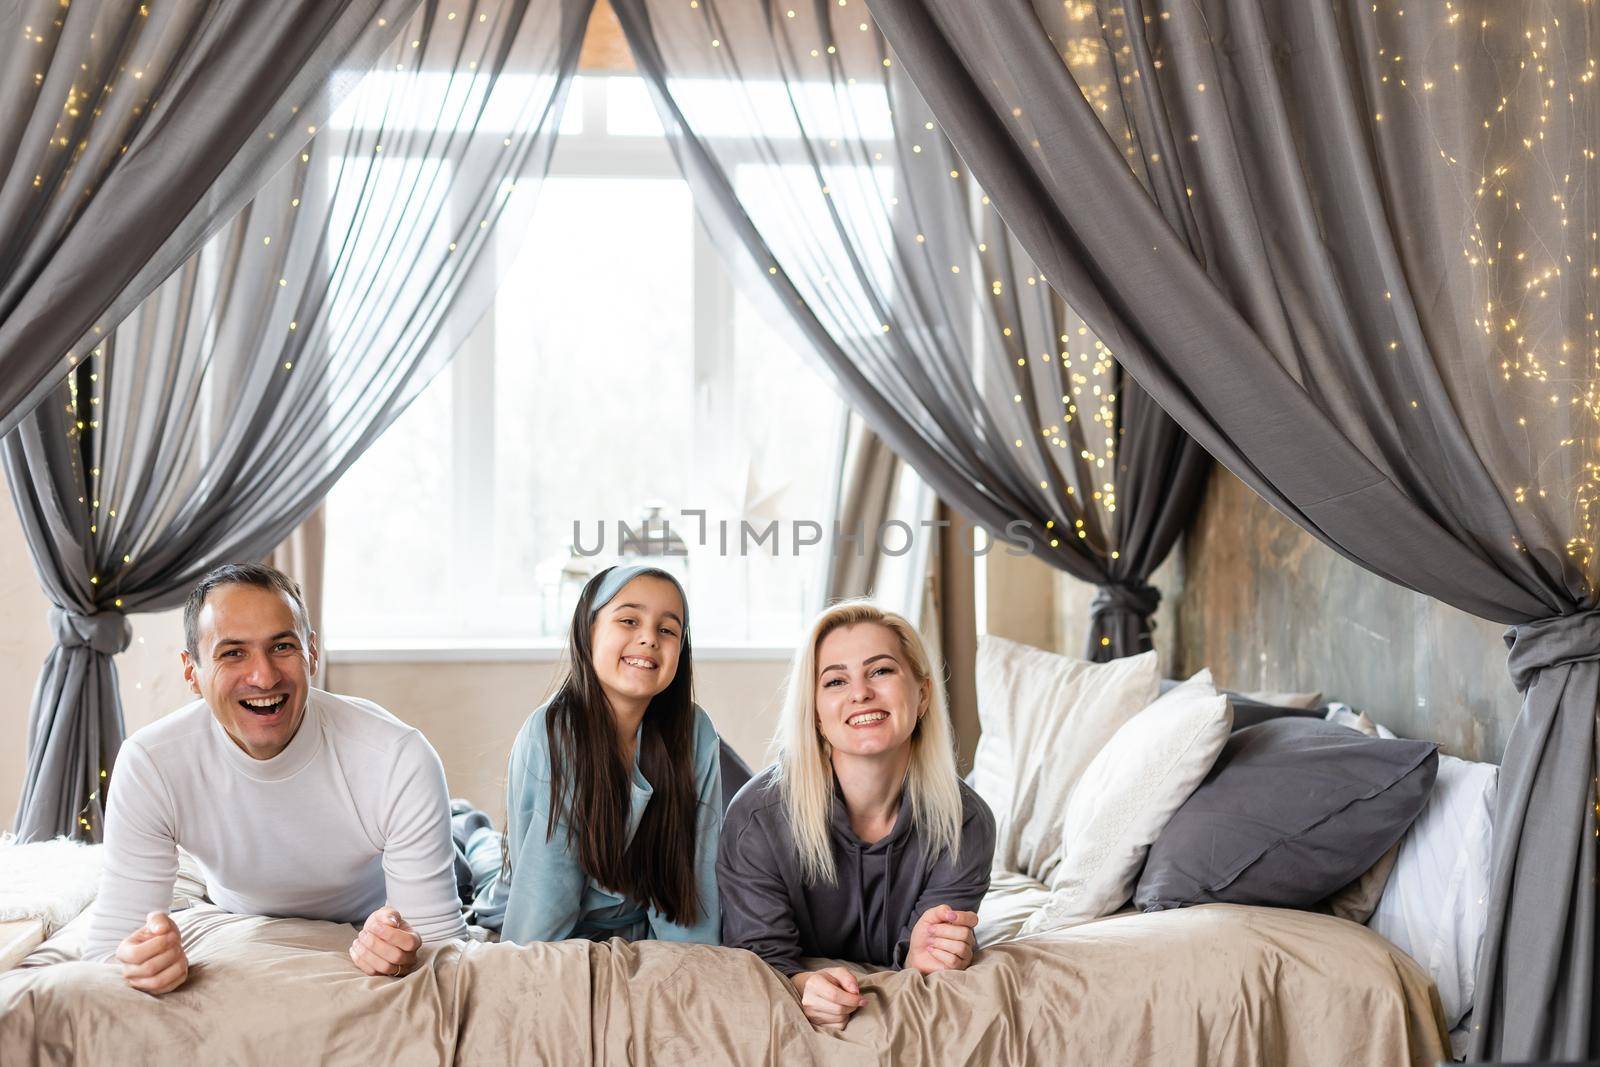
[1,642,1461,1064]
[0,883,1447,1066]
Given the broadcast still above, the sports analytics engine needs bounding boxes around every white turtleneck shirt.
[85,689,467,961]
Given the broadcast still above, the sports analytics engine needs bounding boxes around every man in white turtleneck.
[85,563,467,994]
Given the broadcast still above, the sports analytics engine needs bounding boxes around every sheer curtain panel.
[9,0,592,842]
[612,0,1211,661]
[0,0,426,437]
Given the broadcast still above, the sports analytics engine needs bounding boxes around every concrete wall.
[1173,465,1517,761]
[1050,462,1517,763]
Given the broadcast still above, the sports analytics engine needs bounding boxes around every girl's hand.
[792,966,865,1030]
[904,905,978,975]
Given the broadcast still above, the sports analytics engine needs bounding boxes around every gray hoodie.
[716,764,996,976]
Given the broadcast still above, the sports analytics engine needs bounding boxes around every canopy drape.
[610,0,1211,661]
[9,0,590,842]
[865,0,1597,1057]
[0,0,428,440]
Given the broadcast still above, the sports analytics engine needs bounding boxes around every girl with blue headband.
[468,564,722,944]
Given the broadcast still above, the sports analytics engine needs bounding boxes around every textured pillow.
[0,837,103,933]
[971,636,1159,883]
[1020,670,1232,936]
[1367,754,1498,1029]
[1134,718,1438,911]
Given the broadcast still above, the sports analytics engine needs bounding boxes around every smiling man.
[84,563,467,993]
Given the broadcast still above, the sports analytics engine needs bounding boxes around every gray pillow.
[1134,718,1437,911]
[1157,679,1325,730]
[1225,697,1324,732]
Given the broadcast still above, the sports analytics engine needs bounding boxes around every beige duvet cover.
[0,901,1447,1066]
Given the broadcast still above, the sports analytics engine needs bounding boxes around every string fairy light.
[1005,0,1600,584]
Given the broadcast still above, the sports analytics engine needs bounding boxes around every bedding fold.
[0,901,1448,1066]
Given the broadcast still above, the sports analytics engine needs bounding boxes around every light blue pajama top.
[479,698,723,945]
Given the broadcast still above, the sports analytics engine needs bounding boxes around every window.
[325,76,846,650]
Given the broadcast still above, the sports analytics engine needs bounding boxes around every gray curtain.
[9,0,592,843]
[610,0,1210,662]
[865,0,1596,1058]
[826,415,940,628]
[826,415,900,602]
[0,0,424,440]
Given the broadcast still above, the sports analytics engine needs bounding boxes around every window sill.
[325,639,795,664]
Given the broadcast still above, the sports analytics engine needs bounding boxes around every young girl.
[717,600,996,1030]
[470,564,722,944]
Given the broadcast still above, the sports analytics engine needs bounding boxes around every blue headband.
[587,564,688,627]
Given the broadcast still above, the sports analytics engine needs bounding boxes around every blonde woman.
[717,601,996,1030]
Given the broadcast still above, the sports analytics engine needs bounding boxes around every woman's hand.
[791,966,866,1030]
[904,905,978,975]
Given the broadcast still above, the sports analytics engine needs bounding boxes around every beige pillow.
[970,635,1160,883]
[1302,710,1393,924]
[1326,841,1401,924]
[1021,669,1232,936]
[1242,689,1323,709]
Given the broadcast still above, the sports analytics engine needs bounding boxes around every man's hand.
[349,906,421,977]
[791,966,867,1030]
[903,905,978,975]
[116,911,189,995]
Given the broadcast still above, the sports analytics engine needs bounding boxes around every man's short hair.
[183,563,312,655]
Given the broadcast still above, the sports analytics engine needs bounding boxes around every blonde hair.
[773,600,965,885]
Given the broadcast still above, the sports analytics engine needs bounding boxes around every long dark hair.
[544,566,701,925]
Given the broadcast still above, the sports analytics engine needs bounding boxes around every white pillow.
[1326,703,1397,739]
[1019,669,1232,936]
[971,636,1160,883]
[975,869,1053,947]
[1367,754,1498,1029]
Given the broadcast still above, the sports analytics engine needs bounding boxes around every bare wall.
[325,657,789,818]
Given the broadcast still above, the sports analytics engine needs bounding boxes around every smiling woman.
[716,600,997,1031]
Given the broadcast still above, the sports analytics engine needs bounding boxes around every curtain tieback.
[49,607,133,655]
[1090,580,1161,622]
[1503,607,1600,693]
